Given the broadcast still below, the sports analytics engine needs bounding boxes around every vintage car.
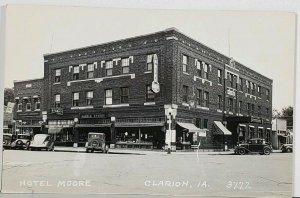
[11,134,31,150]
[3,133,15,149]
[234,138,273,155]
[85,132,109,153]
[281,144,293,153]
[29,134,54,151]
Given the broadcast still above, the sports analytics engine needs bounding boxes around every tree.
[272,109,281,118]
[4,88,15,106]
[281,106,293,128]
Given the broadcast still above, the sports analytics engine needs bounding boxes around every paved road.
[2,149,293,197]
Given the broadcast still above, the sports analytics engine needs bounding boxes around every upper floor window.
[55,69,61,83]
[238,101,242,114]
[246,80,251,94]
[258,105,261,117]
[73,66,79,80]
[73,92,79,107]
[26,101,31,111]
[146,54,154,71]
[203,91,209,107]
[266,107,270,117]
[182,55,188,73]
[197,89,202,105]
[247,103,251,115]
[122,58,130,74]
[35,98,40,110]
[87,64,94,79]
[203,119,208,129]
[251,83,256,95]
[105,61,113,76]
[218,69,222,84]
[146,85,155,102]
[182,85,188,103]
[251,104,255,115]
[266,89,270,100]
[105,89,113,105]
[203,63,209,79]
[218,95,222,110]
[228,98,233,112]
[239,78,243,91]
[120,87,129,103]
[86,91,93,106]
[17,103,22,111]
[228,73,234,88]
[55,94,60,107]
[258,85,262,97]
[196,60,202,77]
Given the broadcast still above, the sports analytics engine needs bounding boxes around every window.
[73,92,79,107]
[218,69,222,84]
[229,98,233,112]
[122,58,130,74]
[246,81,251,94]
[196,89,202,105]
[203,63,209,79]
[73,66,79,80]
[218,95,222,110]
[55,69,61,83]
[86,91,93,106]
[87,64,94,79]
[105,89,113,105]
[239,78,243,91]
[105,61,113,76]
[247,103,251,115]
[182,85,188,103]
[35,99,40,110]
[146,85,155,102]
[203,91,209,107]
[229,73,234,88]
[196,60,202,77]
[238,101,242,114]
[17,103,22,111]
[146,54,155,71]
[252,83,256,95]
[266,107,270,117]
[182,55,188,72]
[258,105,261,117]
[203,119,208,129]
[55,94,60,107]
[120,87,129,103]
[251,104,255,115]
[266,89,270,100]
[196,118,202,129]
[26,100,31,111]
[258,85,261,97]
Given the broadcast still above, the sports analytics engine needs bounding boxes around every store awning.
[116,122,164,127]
[48,127,63,134]
[213,121,232,135]
[177,122,206,137]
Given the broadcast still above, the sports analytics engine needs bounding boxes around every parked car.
[11,134,31,150]
[234,138,273,155]
[85,132,109,153]
[3,133,15,149]
[29,134,54,151]
[281,144,293,153]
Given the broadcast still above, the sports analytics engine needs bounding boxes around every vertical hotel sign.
[151,54,160,93]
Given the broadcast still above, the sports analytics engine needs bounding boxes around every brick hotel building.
[13,28,273,149]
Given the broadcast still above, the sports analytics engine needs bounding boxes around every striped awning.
[177,122,206,137]
[213,121,232,135]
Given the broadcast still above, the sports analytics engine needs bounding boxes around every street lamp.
[73,118,79,148]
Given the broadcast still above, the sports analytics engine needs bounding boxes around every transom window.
[87,64,94,79]
[120,87,129,103]
[105,89,113,105]
[73,66,79,80]
[73,92,79,107]
[122,58,130,74]
[105,61,113,76]
[55,69,61,83]
[86,91,93,105]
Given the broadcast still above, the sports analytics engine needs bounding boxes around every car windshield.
[33,135,48,143]
[17,135,30,139]
[88,134,103,139]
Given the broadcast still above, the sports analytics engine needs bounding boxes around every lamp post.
[73,117,78,148]
[164,104,177,154]
[110,116,116,148]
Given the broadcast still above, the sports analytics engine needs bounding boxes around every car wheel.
[264,148,271,155]
[238,149,246,155]
[286,148,292,153]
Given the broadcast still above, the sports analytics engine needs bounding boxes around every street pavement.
[1,148,293,197]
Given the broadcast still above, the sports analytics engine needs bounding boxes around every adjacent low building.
[14,28,273,149]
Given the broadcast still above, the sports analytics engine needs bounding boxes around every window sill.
[103,104,129,108]
[35,109,41,111]
[217,109,222,113]
[193,76,212,86]
[26,110,31,112]
[228,112,234,115]
[71,106,94,110]
[196,106,209,111]
[144,102,156,106]
[182,102,189,107]
[144,71,152,74]
[218,83,223,86]
[17,110,22,112]
[183,72,190,76]
[53,82,61,85]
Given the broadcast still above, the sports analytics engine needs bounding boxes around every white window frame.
[122,58,130,74]
[146,54,154,71]
[182,55,188,72]
[73,92,79,106]
[86,91,93,105]
[105,61,113,76]
[105,89,113,105]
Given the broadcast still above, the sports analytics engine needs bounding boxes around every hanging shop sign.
[151,54,160,93]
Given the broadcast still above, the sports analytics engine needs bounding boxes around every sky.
[3,5,296,111]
